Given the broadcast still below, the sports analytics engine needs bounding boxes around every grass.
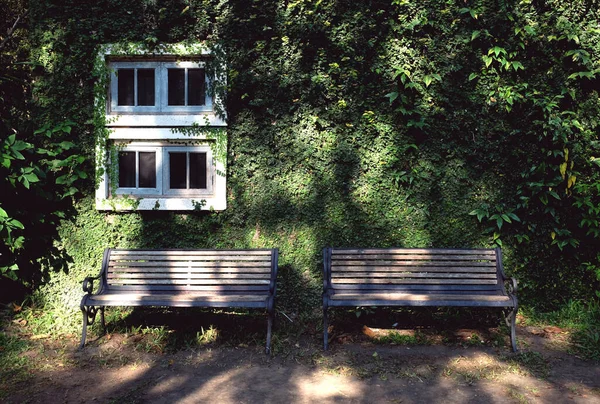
[520,300,600,361]
[503,351,550,378]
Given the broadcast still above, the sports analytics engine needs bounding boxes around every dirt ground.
[2,314,600,404]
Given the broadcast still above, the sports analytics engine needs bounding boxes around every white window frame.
[161,62,213,113]
[114,146,162,195]
[163,146,214,196]
[112,144,214,198]
[109,62,161,113]
[108,61,212,114]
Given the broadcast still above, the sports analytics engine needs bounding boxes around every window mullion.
[186,152,190,189]
[135,151,139,189]
[133,68,138,107]
[184,68,189,106]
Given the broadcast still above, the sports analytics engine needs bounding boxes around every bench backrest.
[101,248,278,295]
[324,248,507,295]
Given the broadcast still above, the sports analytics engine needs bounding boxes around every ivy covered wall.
[21,0,600,316]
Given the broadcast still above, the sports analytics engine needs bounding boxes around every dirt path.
[3,324,599,404]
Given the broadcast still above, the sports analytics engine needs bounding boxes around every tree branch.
[0,11,27,52]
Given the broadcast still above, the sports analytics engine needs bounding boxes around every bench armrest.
[82,275,101,295]
[505,277,518,297]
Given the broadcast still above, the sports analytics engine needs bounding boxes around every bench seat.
[322,247,518,351]
[80,248,279,354]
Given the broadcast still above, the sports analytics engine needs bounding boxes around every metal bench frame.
[322,247,518,351]
[80,248,279,354]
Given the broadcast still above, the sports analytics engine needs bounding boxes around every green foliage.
[2,0,598,318]
[521,300,600,361]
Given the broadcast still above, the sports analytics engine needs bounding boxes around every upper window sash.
[114,146,162,195]
[109,62,161,113]
[161,62,212,113]
[163,146,214,196]
[108,61,212,114]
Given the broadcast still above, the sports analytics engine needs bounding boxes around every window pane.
[118,151,136,187]
[169,152,187,189]
[138,152,156,188]
[189,152,207,189]
[168,69,185,105]
[137,69,155,106]
[117,69,134,106]
[188,68,206,106]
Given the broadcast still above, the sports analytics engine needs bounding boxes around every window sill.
[95,196,226,211]
[105,113,226,127]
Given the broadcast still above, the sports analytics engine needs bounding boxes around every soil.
[2,315,599,404]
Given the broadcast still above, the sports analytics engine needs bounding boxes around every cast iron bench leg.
[323,304,329,350]
[266,310,273,355]
[79,306,88,349]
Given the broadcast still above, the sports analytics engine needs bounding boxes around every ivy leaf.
[385,92,399,104]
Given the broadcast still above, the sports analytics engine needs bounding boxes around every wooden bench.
[322,247,518,351]
[80,248,279,354]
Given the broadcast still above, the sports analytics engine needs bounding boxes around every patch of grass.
[504,351,550,378]
[521,300,600,361]
[376,330,430,345]
[195,325,219,346]
[507,387,530,404]
[0,331,33,397]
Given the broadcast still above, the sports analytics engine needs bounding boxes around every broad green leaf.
[468,73,478,81]
[385,92,399,104]
[9,219,24,229]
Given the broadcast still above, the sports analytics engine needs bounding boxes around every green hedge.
[16,0,600,319]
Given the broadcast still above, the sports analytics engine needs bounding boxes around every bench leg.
[504,306,518,352]
[100,307,106,333]
[265,311,273,355]
[323,305,329,350]
[79,306,89,349]
[79,305,101,349]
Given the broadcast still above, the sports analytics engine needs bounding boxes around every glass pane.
[117,69,134,106]
[138,152,156,188]
[169,152,187,189]
[188,69,206,106]
[118,151,136,187]
[168,69,185,105]
[189,152,207,189]
[137,69,155,106]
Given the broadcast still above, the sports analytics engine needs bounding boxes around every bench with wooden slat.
[322,247,518,351]
[80,248,279,354]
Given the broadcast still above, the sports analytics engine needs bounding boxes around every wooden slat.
[108,273,271,280]
[108,279,270,285]
[331,254,495,261]
[331,258,495,266]
[330,293,510,302]
[331,248,495,255]
[110,250,272,256]
[331,283,500,291]
[89,293,268,302]
[331,273,498,279]
[331,266,496,273]
[110,262,271,269]
[110,256,272,263]
[331,278,498,285]
[108,267,271,273]
[109,285,270,292]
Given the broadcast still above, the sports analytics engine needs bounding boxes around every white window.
[113,144,214,197]
[109,61,212,114]
[96,44,227,211]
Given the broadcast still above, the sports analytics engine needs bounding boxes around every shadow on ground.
[2,309,599,403]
